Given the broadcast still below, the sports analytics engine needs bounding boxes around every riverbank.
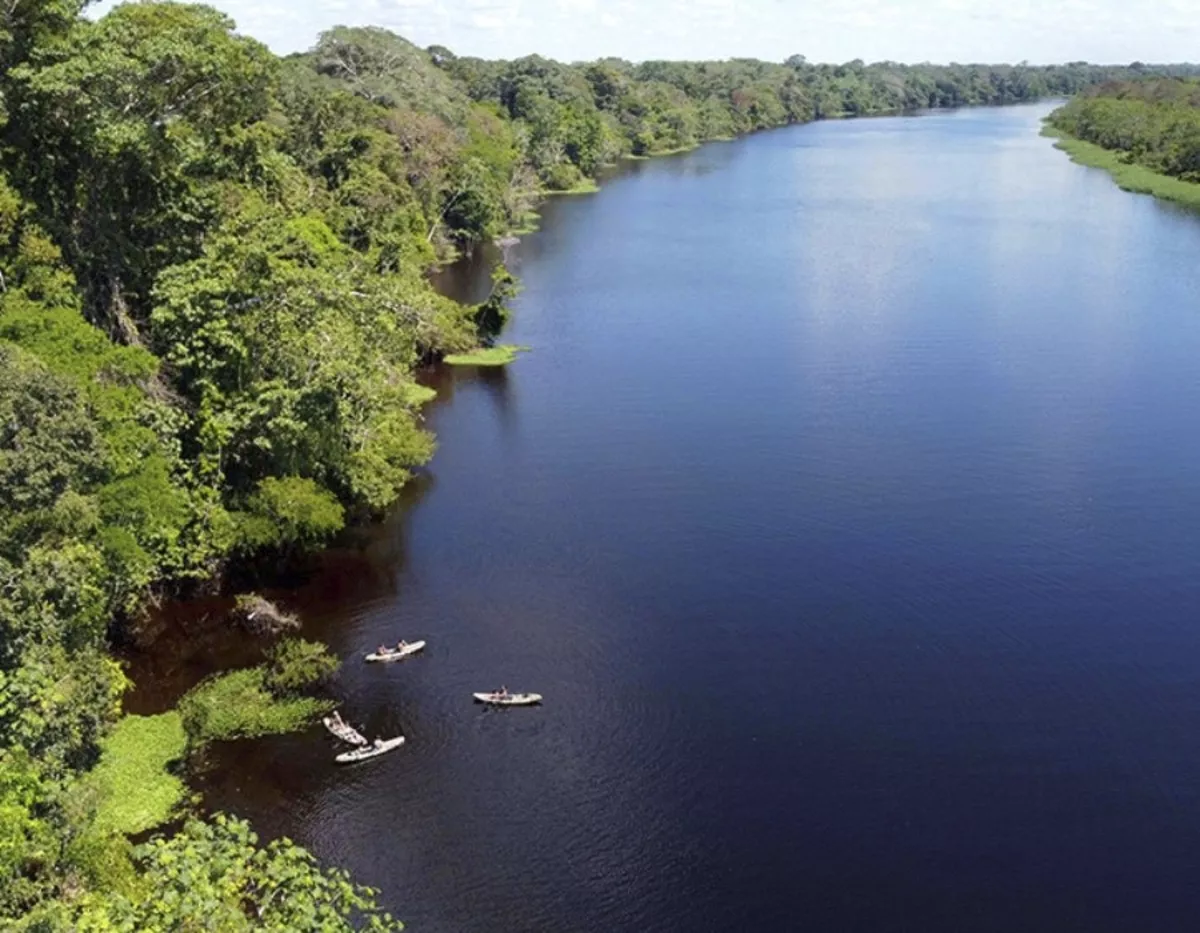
[17,12,1172,926]
[132,97,1129,825]
[1042,124,1200,207]
[175,101,1200,933]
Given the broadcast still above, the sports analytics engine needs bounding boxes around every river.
[144,102,1200,932]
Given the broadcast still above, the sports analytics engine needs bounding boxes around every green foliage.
[0,537,129,778]
[87,713,187,836]
[1048,79,1200,199]
[0,345,104,529]
[0,4,454,927]
[235,476,345,552]
[473,264,520,339]
[0,749,60,917]
[0,646,129,778]
[150,196,455,512]
[444,344,530,366]
[178,667,333,744]
[313,25,469,123]
[404,383,438,406]
[541,160,586,191]
[75,814,402,931]
[544,177,601,195]
[0,1,1194,926]
[264,637,341,696]
[7,2,279,327]
[1044,125,1200,206]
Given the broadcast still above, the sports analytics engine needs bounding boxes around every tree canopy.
[0,4,1192,926]
[1049,77,1200,182]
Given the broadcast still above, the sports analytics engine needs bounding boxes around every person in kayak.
[377,644,389,655]
[494,686,509,699]
[396,639,407,651]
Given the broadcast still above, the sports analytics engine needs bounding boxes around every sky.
[89,0,1200,64]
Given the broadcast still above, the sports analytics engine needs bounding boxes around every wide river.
[168,102,1200,931]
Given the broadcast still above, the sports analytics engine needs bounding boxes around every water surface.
[182,104,1200,932]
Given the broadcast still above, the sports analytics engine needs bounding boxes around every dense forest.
[0,0,1191,926]
[1048,77,1200,184]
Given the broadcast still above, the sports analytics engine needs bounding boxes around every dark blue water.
[196,103,1200,932]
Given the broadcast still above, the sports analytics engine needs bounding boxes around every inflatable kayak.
[335,736,405,763]
[473,692,543,706]
[364,640,426,663]
[322,715,367,746]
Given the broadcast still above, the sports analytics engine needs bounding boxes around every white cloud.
[469,12,507,30]
[87,0,1200,64]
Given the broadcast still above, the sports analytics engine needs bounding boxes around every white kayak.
[364,640,426,663]
[335,736,405,763]
[473,692,543,706]
[322,715,367,746]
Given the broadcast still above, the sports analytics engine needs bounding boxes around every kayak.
[322,715,367,746]
[473,692,543,706]
[364,640,426,663]
[335,736,405,763]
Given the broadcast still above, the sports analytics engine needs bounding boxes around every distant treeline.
[1048,77,1200,182]
[0,2,1194,926]
[302,34,1200,224]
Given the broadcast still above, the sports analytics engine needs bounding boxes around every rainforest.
[1048,76,1200,205]
[0,0,1193,927]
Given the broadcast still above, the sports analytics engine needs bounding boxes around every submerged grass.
[179,667,332,744]
[443,344,530,367]
[1043,125,1200,208]
[89,712,188,835]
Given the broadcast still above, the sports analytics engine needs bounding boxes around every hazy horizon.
[88,0,1199,66]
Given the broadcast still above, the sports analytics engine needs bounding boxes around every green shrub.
[65,828,140,898]
[1044,124,1200,207]
[264,638,340,696]
[235,477,345,553]
[76,813,402,930]
[179,668,332,744]
[541,161,584,191]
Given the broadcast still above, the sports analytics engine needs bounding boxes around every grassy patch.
[1043,125,1200,208]
[623,144,700,161]
[403,383,437,406]
[89,713,188,835]
[179,667,332,744]
[443,344,530,367]
[508,211,541,236]
[544,178,600,195]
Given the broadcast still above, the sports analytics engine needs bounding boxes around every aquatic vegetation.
[179,667,334,744]
[0,0,1188,923]
[404,383,439,406]
[545,178,601,195]
[444,345,531,366]
[1043,124,1200,208]
[88,713,188,835]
